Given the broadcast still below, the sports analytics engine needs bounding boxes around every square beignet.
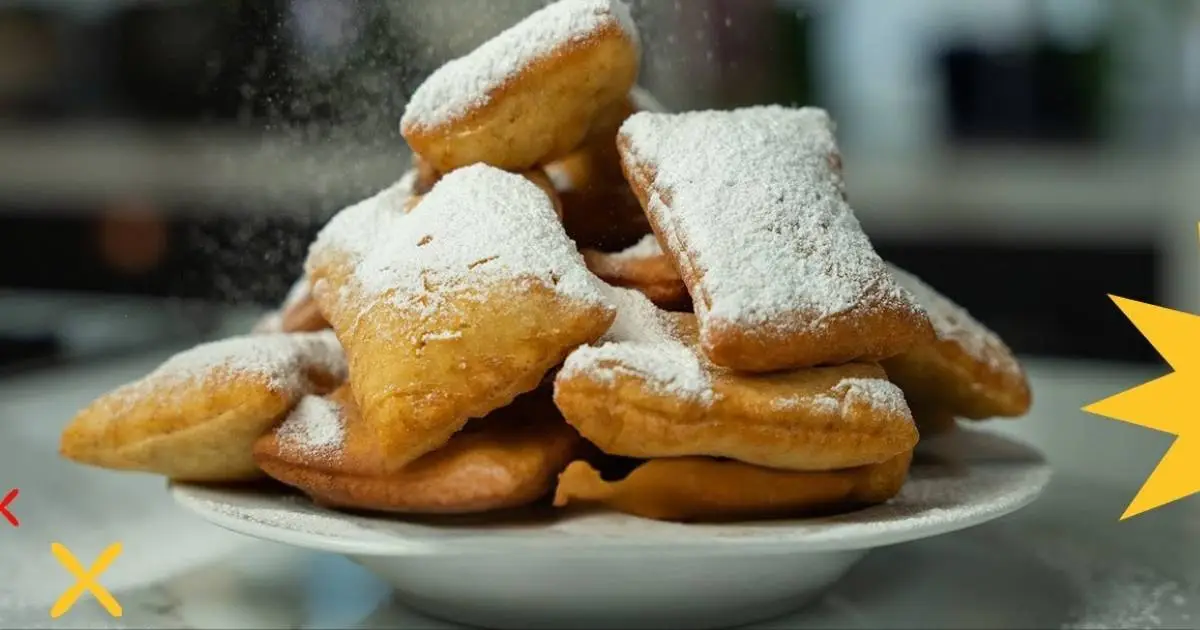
[306,164,614,475]
[60,331,346,481]
[617,106,934,372]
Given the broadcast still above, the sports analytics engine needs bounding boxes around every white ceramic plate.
[172,429,1050,630]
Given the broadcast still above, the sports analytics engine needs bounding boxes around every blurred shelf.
[0,124,1188,240]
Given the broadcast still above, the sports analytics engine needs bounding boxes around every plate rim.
[170,430,1053,558]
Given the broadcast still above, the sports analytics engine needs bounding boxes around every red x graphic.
[0,488,18,527]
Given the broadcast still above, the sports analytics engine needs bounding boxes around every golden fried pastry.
[254,386,580,514]
[401,0,640,172]
[403,163,562,218]
[554,285,918,471]
[522,169,564,219]
[617,106,934,372]
[411,154,441,195]
[546,88,663,251]
[252,274,330,334]
[582,234,689,311]
[306,164,614,474]
[60,332,346,481]
[554,450,913,522]
[882,264,1031,432]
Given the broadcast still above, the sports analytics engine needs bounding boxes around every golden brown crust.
[403,24,639,172]
[254,387,581,514]
[309,257,613,476]
[553,450,913,522]
[279,291,330,333]
[554,313,918,471]
[60,344,344,482]
[617,136,935,372]
[883,338,1032,426]
[581,246,690,311]
[412,153,442,195]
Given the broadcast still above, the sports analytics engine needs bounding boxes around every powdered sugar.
[888,264,1021,374]
[104,332,346,414]
[619,106,921,331]
[310,164,609,319]
[402,0,639,129]
[836,377,909,413]
[774,377,908,416]
[562,285,711,402]
[277,395,345,458]
[608,234,664,261]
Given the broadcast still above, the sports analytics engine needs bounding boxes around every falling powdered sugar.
[562,284,711,403]
[401,0,639,129]
[887,263,1022,375]
[277,395,345,458]
[311,164,609,318]
[618,106,920,331]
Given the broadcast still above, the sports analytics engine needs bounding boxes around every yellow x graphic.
[50,542,123,618]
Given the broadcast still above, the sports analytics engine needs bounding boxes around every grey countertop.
[1,351,1197,629]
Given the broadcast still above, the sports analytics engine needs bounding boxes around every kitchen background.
[2,0,1198,375]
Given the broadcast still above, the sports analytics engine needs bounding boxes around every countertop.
[1,351,1197,629]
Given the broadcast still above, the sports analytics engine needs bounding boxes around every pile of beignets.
[59,0,1031,523]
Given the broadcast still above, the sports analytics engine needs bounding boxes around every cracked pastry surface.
[306,164,613,474]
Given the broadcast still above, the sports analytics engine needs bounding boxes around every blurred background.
[1,0,1197,375]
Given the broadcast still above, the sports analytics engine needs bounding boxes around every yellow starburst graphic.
[1083,224,1200,520]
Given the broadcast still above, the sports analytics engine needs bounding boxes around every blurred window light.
[1039,0,1108,52]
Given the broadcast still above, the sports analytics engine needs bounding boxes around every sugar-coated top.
[99,331,346,418]
[776,377,909,416]
[562,285,909,417]
[619,106,920,331]
[402,0,638,129]
[277,395,345,458]
[562,284,711,402]
[888,264,1022,375]
[309,164,609,317]
[153,331,346,395]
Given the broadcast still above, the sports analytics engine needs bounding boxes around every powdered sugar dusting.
[888,264,1021,375]
[562,284,711,402]
[104,332,346,414]
[837,377,908,414]
[619,106,921,331]
[310,164,609,318]
[773,377,908,416]
[609,234,664,261]
[402,0,639,129]
[277,395,345,458]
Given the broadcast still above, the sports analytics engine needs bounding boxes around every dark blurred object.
[0,336,60,371]
[0,6,63,119]
[109,0,290,123]
[877,239,1159,364]
[708,0,815,109]
[0,208,319,306]
[939,33,1111,143]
